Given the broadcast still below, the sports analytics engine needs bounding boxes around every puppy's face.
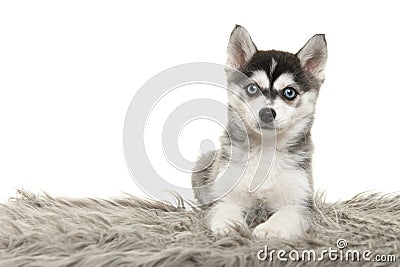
[225,26,327,136]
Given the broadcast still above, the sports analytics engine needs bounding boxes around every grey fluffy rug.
[0,190,399,267]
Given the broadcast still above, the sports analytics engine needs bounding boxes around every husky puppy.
[191,25,327,239]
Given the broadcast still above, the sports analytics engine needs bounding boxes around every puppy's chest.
[232,149,303,199]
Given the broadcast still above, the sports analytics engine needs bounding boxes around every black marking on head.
[262,87,279,100]
[240,50,320,94]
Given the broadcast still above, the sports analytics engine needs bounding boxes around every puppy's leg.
[210,199,246,236]
[252,205,309,239]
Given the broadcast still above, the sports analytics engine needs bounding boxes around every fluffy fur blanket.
[0,190,399,267]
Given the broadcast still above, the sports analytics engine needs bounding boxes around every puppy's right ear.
[227,25,257,69]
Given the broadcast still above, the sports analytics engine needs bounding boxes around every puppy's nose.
[259,108,276,124]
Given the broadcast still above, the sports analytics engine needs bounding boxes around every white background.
[1,1,399,203]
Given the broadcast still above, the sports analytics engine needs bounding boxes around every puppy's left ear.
[296,34,327,82]
[226,25,258,69]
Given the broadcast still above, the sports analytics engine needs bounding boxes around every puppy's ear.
[296,34,327,82]
[227,25,257,69]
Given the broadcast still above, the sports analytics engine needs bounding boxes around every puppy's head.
[225,25,327,136]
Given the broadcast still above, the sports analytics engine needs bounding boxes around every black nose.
[259,108,276,124]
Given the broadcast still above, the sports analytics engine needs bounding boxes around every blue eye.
[246,84,259,96]
[283,87,297,100]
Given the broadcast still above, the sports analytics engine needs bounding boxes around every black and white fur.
[192,25,327,239]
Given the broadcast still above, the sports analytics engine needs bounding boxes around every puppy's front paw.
[253,206,308,239]
[211,220,233,236]
[209,201,245,236]
[252,221,290,239]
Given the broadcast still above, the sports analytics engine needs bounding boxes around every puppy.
[192,25,327,239]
